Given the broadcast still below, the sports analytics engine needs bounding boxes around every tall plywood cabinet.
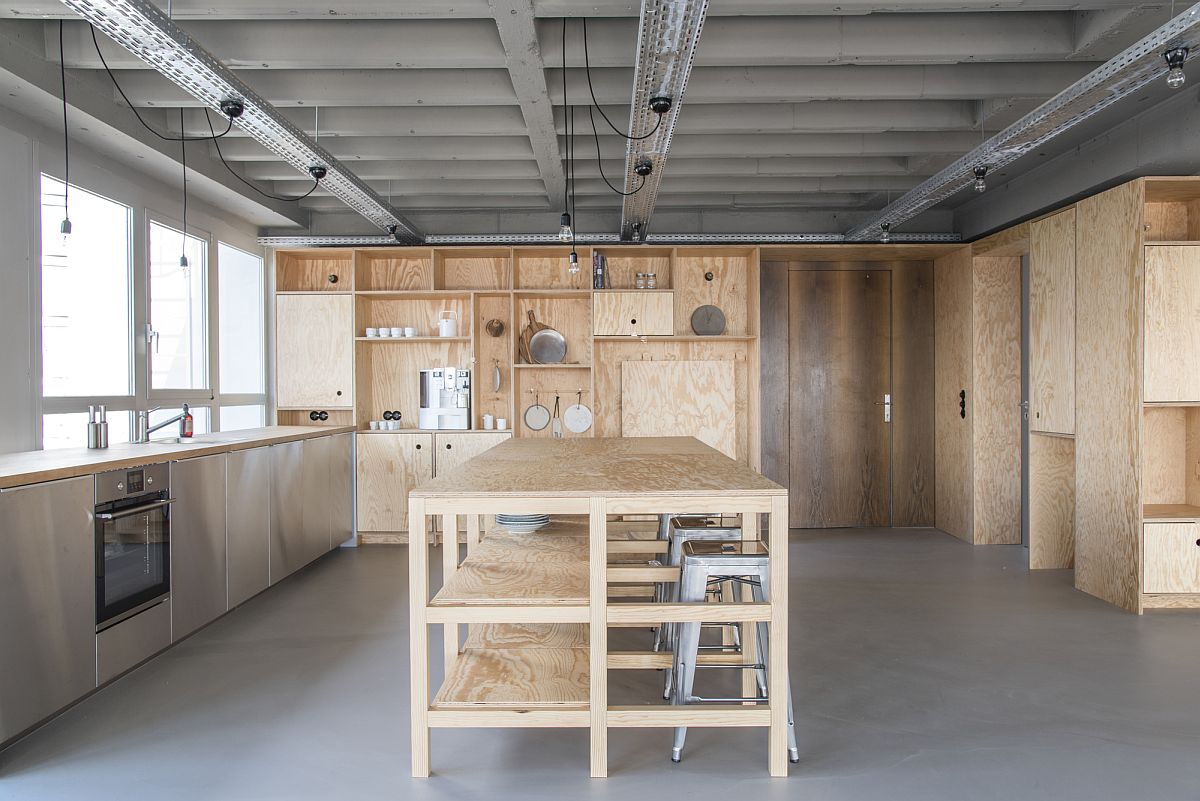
[276,294,354,409]
[1075,177,1200,612]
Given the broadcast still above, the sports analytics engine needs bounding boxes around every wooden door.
[592,291,674,336]
[433,432,512,478]
[276,294,354,408]
[355,432,433,532]
[1145,245,1200,402]
[1030,209,1076,433]
[788,270,892,527]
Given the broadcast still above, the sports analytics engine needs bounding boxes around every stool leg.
[671,620,701,763]
[752,577,799,764]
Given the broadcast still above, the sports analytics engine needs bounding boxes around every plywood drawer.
[593,291,674,337]
[1143,522,1200,593]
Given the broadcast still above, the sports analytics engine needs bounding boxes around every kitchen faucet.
[136,404,193,443]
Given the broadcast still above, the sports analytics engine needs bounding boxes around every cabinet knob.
[445,443,452,449]
[415,443,421,450]
[630,318,637,325]
[327,274,339,284]
[336,390,342,396]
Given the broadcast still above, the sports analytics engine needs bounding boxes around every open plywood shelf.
[355,336,471,343]
[513,363,591,369]
[434,248,512,290]
[1143,504,1200,522]
[275,249,354,292]
[355,248,434,291]
[432,646,589,709]
[1143,179,1200,243]
[432,562,589,606]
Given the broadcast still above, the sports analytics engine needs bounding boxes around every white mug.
[388,420,401,430]
[483,414,495,430]
[403,327,416,338]
[365,327,379,338]
[379,327,393,337]
[389,327,403,338]
[496,418,507,430]
[369,420,380,430]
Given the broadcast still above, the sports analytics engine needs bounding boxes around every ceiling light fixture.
[973,165,989,193]
[559,212,574,243]
[1165,46,1189,88]
[879,222,891,244]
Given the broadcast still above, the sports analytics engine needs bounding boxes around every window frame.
[35,169,270,448]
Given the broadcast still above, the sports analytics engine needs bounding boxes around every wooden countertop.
[0,426,355,490]
[410,436,784,499]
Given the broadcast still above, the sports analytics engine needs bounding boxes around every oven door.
[95,493,172,630]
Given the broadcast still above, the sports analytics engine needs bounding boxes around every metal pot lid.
[529,328,567,364]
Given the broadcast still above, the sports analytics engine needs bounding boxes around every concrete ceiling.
[0,0,1179,236]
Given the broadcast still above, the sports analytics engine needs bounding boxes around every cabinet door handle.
[415,443,421,450]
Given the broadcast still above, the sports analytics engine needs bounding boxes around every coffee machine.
[418,367,471,430]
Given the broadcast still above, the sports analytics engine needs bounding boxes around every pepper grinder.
[87,405,109,449]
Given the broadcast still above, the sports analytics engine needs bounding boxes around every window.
[40,175,132,397]
[148,220,208,391]
[37,173,270,449]
[217,242,265,394]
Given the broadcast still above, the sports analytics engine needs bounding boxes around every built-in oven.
[94,463,172,631]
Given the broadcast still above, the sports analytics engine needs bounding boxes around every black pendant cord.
[589,106,646,197]
[561,17,570,213]
[90,24,232,142]
[180,108,187,259]
[568,104,576,249]
[204,109,320,201]
[59,20,70,228]
[582,17,662,142]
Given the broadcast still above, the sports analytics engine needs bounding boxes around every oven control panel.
[95,462,170,505]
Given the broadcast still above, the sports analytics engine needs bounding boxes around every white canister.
[497,418,507,430]
[365,327,379,338]
[483,414,495,430]
[389,327,403,338]
[436,310,459,338]
[403,327,417,338]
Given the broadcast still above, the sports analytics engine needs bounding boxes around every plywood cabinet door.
[276,294,354,408]
[1145,245,1200,402]
[1030,209,1076,434]
[1143,522,1200,593]
[593,291,674,336]
[433,432,512,478]
[356,433,433,532]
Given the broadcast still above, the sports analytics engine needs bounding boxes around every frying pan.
[530,328,567,364]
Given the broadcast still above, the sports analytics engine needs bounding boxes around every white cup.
[390,327,403,338]
[497,418,507,430]
[365,327,379,338]
[369,420,380,430]
[379,328,392,338]
[403,326,417,338]
[483,414,495,430]
[388,420,401,430]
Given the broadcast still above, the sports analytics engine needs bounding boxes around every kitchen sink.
[145,436,245,445]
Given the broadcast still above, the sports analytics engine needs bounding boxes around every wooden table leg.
[589,497,609,778]
[442,513,459,674]
[409,497,430,778]
[466,514,481,553]
[768,495,789,777]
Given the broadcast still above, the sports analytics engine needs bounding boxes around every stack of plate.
[495,513,550,533]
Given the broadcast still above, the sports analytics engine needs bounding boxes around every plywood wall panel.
[1029,433,1075,569]
[934,247,974,542]
[1143,407,1188,505]
[972,256,1023,545]
[1075,181,1144,612]
[1144,245,1200,402]
[620,360,738,458]
[1030,209,1076,435]
[673,252,750,336]
[891,261,936,527]
[758,263,790,489]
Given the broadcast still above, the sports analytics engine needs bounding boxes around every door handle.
[874,394,892,423]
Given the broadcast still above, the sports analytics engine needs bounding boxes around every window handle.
[146,323,160,354]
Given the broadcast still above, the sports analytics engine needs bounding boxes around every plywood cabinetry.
[1143,523,1200,593]
[434,432,511,477]
[356,433,433,533]
[1144,245,1200,402]
[1029,433,1075,569]
[1030,209,1076,434]
[276,294,354,408]
[593,292,674,336]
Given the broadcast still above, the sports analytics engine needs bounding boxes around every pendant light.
[1165,47,1189,89]
[179,108,189,268]
[973,165,989,193]
[58,20,72,241]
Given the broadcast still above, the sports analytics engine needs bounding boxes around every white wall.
[0,107,264,455]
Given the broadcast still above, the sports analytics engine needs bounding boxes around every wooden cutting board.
[519,310,549,364]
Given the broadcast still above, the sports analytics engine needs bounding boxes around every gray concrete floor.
[3,528,1200,801]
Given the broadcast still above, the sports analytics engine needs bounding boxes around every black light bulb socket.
[387,224,402,243]
[634,158,654,177]
[973,165,989,180]
[308,165,328,181]
[648,96,672,115]
[59,218,72,235]
[569,250,579,265]
[560,211,572,227]
[880,223,891,233]
[1166,47,1189,70]
[219,99,245,119]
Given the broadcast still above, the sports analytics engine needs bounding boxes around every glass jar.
[645,272,658,289]
[635,272,647,290]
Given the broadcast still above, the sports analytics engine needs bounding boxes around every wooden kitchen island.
[408,436,790,778]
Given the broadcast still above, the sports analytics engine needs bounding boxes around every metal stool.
[654,515,745,698]
[670,540,799,764]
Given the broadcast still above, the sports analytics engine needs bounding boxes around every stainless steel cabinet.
[227,447,271,607]
[170,454,228,640]
[302,434,332,564]
[330,433,354,548]
[0,476,96,743]
[270,440,305,583]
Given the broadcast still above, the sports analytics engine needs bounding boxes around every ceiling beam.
[2,0,1166,19]
[490,0,565,212]
[620,0,710,240]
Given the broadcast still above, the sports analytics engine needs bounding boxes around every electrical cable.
[589,105,645,196]
[568,104,576,249]
[204,109,320,201]
[89,24,232,141]
[59,20,70,228]
[180,108,188,262]
[582,17,662,141]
